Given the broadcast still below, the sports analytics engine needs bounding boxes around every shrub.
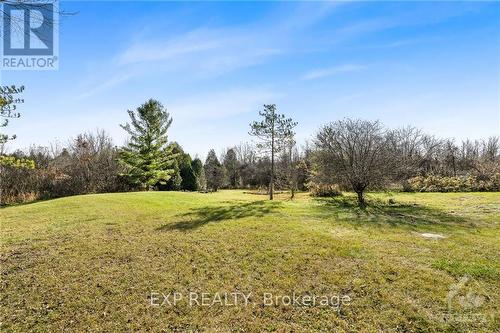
[0,156,37,204]
[308,183,342,197]
[0,130,129,205]
[407,174,499,192]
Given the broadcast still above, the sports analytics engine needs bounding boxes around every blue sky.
[2,1,500,158]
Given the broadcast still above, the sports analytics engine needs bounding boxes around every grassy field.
[1,191,498,332]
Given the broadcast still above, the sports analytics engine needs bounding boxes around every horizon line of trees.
[1,95,499,206]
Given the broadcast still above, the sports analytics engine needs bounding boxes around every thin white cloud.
[301,64,365,80]
[77,3,345,99]
[117,29,223,66]
[76,2,483,100]
[76,72,134,100]
[77,28,287,99]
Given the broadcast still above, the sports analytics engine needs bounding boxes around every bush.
[407,174,499,192]
[0,130,129,205]
[308,183,342,197]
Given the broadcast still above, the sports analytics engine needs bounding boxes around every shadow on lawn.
[158,200,282,231]
[313,196,469,229]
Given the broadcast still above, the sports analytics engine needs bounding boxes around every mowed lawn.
[1,191,499,332]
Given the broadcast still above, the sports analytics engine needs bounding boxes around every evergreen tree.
[249,104,297,200]
[162,142,184,191]
[166,142,198,191]
[164,160,182,190]
[180,159,197,191]
[223,148,240,188]
[191,158,206,191]
[119,99,176,190]
[198,166,207,191]
[191,158,203,178]
[205,149,224,191]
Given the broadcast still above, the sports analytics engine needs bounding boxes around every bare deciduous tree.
[386,126,442,188]
[0,85,24,146]
[314,119,389,206]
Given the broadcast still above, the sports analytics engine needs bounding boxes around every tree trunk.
[270,116,275,201]
[356,191,365,207]
[269,154,274,201]
[289,145,294,200]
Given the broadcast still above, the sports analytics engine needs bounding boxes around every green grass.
[1,191,499,332]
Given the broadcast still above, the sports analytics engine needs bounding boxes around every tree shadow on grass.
[157,200,283,231]
[313,195,471,230]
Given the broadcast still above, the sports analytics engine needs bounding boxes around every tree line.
[1,93,498,206]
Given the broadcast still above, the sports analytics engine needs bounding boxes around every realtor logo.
[1,1,59,70]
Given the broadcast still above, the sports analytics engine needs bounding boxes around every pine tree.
[119,99,176,190]
[249,104,297,200]
[191,158,205,191]
[165,142,198,191]
[191,158,203,178]
[223,148,240,188]
[198,166,207,191]
[164,160,182,190]
[179,154,198,191]
[205,149,224,191]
